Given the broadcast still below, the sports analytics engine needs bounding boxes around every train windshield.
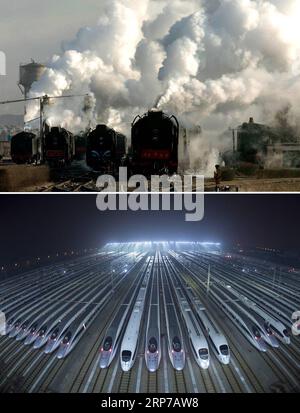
[148,337,158,354]
[30,324,37,333]
[103,337,113,351]
[220,345,229,356]
[252,327,261,339]
[199,348,209,360]
[283,329,290,337]
[264,323,273,335]
[63,332,72,345]
[122,351,132,362]
[39,326,47,337]
[172,337,182,353]
[51,329,59,340]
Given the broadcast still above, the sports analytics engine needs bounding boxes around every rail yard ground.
[2,162,300,192]
[0,244,299,394]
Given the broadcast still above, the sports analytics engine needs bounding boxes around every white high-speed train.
[186,287,230,365]
[120,266,151,371]
[145,260,161,373]
[169,272,209,369]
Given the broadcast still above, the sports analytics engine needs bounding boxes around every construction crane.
[0,94,89,162]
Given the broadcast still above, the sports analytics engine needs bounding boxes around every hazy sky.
[0,0,104,114]
[1,194,299,264]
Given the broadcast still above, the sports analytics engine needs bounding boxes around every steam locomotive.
[44,127,75,166]
[11,132,38,164]
[130,109,179,175]
[86,124,126,173]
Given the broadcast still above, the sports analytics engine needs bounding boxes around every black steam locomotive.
[44,127,75,166]
[11,132,38,164]
[130,109,179,175]
[86,124,126,173]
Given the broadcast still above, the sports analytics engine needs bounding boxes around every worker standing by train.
[214,165,222,192]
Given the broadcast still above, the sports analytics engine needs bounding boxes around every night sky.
[0,194,299,264]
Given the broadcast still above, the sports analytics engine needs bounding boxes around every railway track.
[40,179,98,192]
[221,364,244,393]
[118,371,133,393]
[147,371,158,393]
[260,352,295,392]
[229,342,265,393]
[66,260,147,393]
[91,368,110,393]
[271,348,300,390]
[201,369,217,393]
[39,359,64,393]
[174,370,187,393]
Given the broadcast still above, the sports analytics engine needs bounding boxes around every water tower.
[19,60,46,99]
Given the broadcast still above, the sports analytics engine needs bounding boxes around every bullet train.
[16,316,39,341]
[99,260,149,369]
[217,285,279,348]
[167,266,209,369]
[160,260,185,371]
[166,253,230,365]
[57,318,89,359]
[184,285,230,365]
[209,287,268,352]
[167,252,268,352]
[120,267,152,371]
[145,263,161,373]
[223,285,290,345]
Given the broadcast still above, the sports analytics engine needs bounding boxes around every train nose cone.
[201,360,210,369]
[99,353,110,369]
[221,356,230,365]
[268,335,279,348]
[147,355,159,372]
[57,345,68,359]
[16,330,28,341]
[33,338,45,349]
[5,322,14,334]
[121,362,130,372]
[259,338,268,352]
[9,328,19,338]
[172,355,185,371]
[24,334,36,345]
[44,340,56,354]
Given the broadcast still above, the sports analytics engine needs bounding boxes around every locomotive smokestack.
[249,117,254,124]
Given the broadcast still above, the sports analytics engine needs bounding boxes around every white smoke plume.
[26,0,300,174]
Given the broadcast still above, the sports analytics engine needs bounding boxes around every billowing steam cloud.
[26,0,300,175]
